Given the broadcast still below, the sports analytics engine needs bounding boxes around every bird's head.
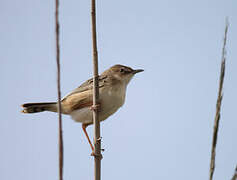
[103,64,144,85]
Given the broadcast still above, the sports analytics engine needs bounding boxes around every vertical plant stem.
[231,165,237,180]
[55,0,64,179]
[209,19,229,180]
[91,0,101,179]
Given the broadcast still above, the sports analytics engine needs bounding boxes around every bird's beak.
[132,69,144,74]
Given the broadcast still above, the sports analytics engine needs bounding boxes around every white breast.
[70,83,127,124]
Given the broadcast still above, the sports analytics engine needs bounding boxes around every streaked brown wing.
[62,75,107,101]
[62,90,93,112]
[61,75,107,112]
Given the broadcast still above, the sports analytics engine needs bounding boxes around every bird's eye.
[120,68,125,73]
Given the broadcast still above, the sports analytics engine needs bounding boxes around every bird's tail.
[21,102,57,113]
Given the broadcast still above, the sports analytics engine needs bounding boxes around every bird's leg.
[82,124,103,159]
[82,123,94,152]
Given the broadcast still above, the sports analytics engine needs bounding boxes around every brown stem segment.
[231,165,237,180]
[91,0,102,179]
[209,19,229,180]
[55,0,64,179]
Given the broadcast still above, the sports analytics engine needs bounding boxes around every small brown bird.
[21,64,143,151]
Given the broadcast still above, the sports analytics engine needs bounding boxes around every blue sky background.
[0,0,236,179]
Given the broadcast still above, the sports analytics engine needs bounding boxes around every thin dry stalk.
[231,165,237,180]
[91,0,102,179]
[55,0,64,179]
[209,19,229,180]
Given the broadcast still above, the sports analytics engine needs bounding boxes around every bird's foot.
[90,137,104,159]
[91,151,103,160]
[90,103,101,112]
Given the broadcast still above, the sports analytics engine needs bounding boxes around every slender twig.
[91,0,102,179]
[55,0,64,179]
[230,165,237,180]
[209,19,229,180]
[231,165,237,180]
